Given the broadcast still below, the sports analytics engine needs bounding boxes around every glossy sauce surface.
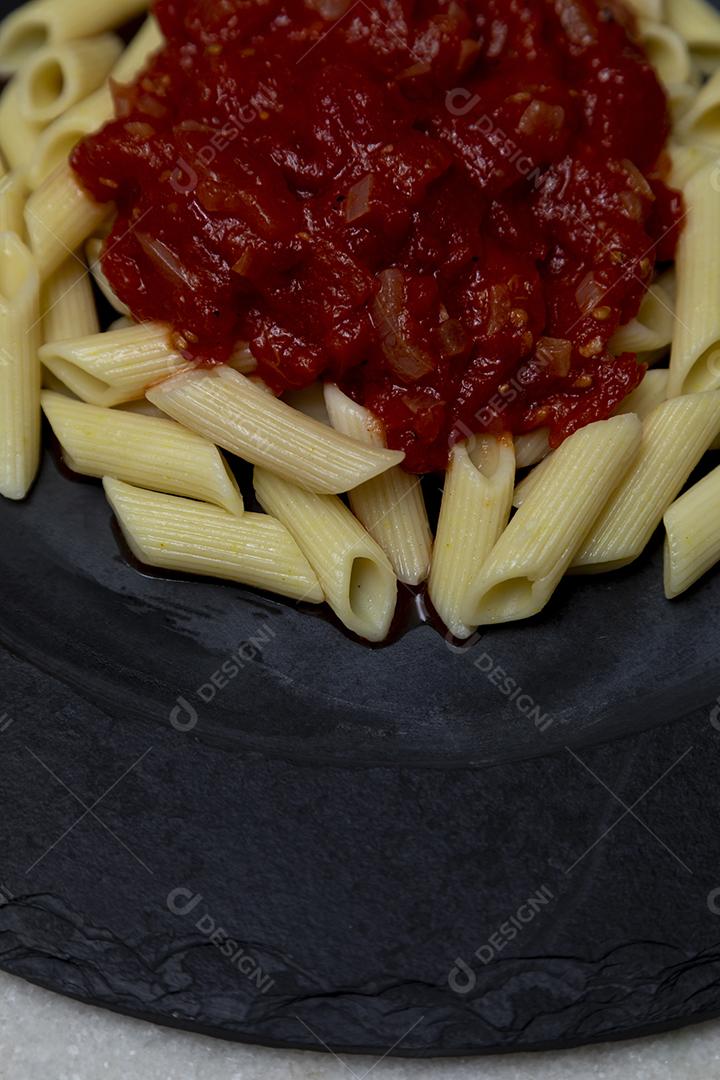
[73,0,683,472]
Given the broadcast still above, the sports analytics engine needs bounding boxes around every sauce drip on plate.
[72,0,683,472]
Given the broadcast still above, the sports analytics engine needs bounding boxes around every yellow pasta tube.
[0,170,27,237]
[147,367,404,496]
[514,373,669,510]
[514,428,550,469]
[104,478,322,603]
[40,321,191,406]
[42,390,244,514]
[27,16,163,188]
[0,77,43,171]
[85,236,130,316]
[668,164,720,396]
[25,161,108,281]
[17,35,123,126]
[461,416,643,626]
[624,0,664,17]
[254,467,397,641]
[41,254,99,342]
[639,19,693,88]
[324,384,432,585]
[0,233,42,500]
[664,465,720,597]
[667,0,720,75]
[614,369,670,419]
[0,0,149,75]
[572,391,720,572]
[677,69,720,144]
[429,435,515,639]
[610,276,676,356]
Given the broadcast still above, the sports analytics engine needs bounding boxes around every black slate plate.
[3,0,720,1058]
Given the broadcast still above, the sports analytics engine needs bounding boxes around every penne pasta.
[0,170,27,238]
[668,164,720,397]
[0,0,149,75]
[668,142,714,190]
[254,467,396,641]
[17,35,123,127]
[638,19,693,89]
[666,0,720,76]
[610,276,676,356]
[664,465,720,597]
[40,321,190,406]
[147,367,405,496]
[572,391,720,572]
[0,77,42,171]
[85,236,130,316]
[461,416,643,626]
[324,384,433,585]
[429,435,515,639]
[42,390,244,514]
[677,68,720,145]
[41,254,99,342]
[104,478,323,603]
[614,368,670,419]
[26,16,163,189]
[624,0,664,18]
[0,233,42,500]
[25,161,108,281]
[514,371,670,510]
[514,428,550,469]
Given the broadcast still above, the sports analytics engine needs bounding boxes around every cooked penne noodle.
[25,161,108,281]
[572,391,720,572]
[639,19,693,88]
[625,0,664,18]
[461,416,643,626]
[26,16,163,189]
[666,0,720,76]
[514,372,670,510]
[664,465,720,597]
[17,35,123,126]
[0,170,27,237]
[610,276,676,355]
[41,254,99,342]
[514,428,550,469]
[41,366,76,395]
[85,236,130,316]
[254,467,396,641]
[324,384,432,585]
[668,164,720,396]
[42,390,244,514]
[104,478,323,603]
[0,77,42,171]
[429,435,515,639]
[0,233,42,500]
[40,321,190,406]
[147,367,405,496]
[0,0,149,75]
[677,69,720,144]
[284,382,330,426]
[668,142,714,189]
[614,369,670,419]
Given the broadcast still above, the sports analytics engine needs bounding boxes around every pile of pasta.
[2,0,720,642]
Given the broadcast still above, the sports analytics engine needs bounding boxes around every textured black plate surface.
[3,0,720,1056]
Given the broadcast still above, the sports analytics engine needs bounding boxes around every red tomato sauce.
[72,0,684,473]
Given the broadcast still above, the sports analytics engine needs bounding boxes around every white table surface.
[3,971,720,1080]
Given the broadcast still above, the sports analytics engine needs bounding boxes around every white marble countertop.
[3,971,720,1079]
